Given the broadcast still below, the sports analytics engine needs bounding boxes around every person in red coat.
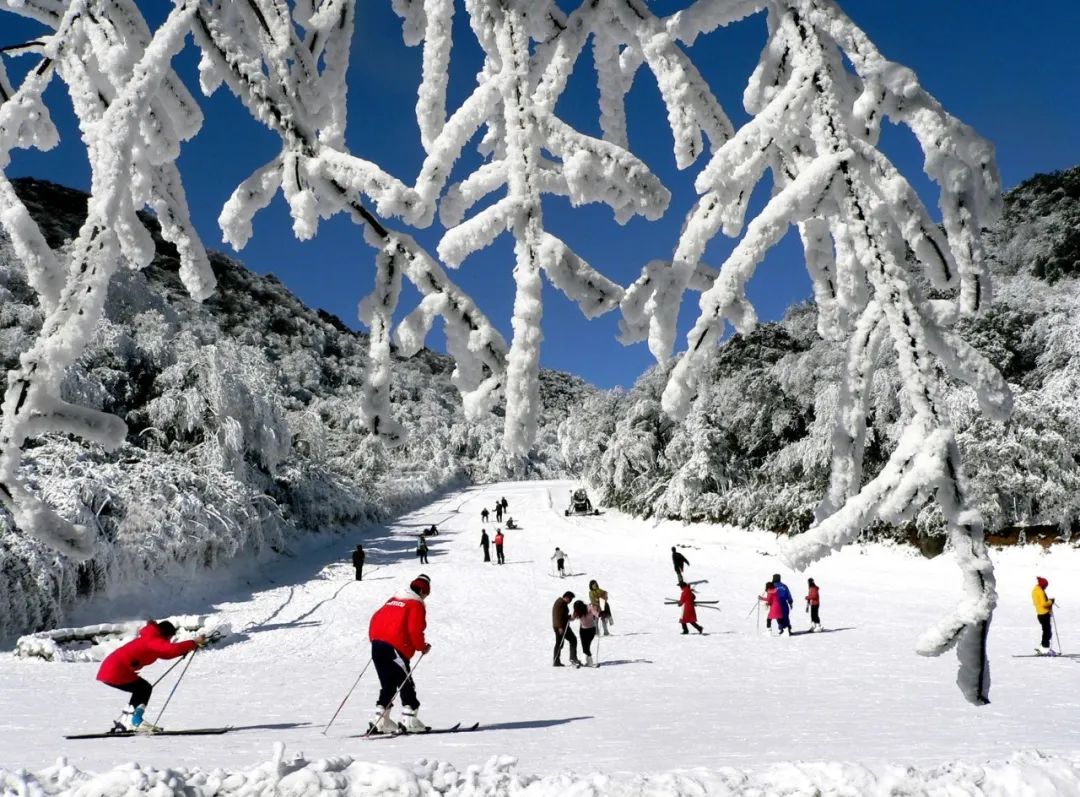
[368,574,432,734]
[678,583,704,634]
[96,620,204,731]
[494,530,505,564]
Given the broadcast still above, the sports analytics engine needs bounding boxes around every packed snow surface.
[3,481,1080,795]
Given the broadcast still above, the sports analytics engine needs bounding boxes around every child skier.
[552,547,568,577]
[574,600,600,666]
[368,574,432,734]
[96,620,206,732]
[494,529,505,564]
[1032,576,1057,655]
[806,578,822,632]
[761,581,781,633]
[678,582,704,634]
[416,535,429,564]
[588,579,613,635]
[481,507,489,523]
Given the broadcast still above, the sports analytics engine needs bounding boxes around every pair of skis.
[65,727,231,740]
[361,722,479,739]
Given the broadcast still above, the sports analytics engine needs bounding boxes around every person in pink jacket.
[760,581,783,633]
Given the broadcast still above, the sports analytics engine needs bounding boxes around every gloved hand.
[422,643,432,654]
[195,635,208,649]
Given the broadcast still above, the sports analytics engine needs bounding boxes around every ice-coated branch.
[194,0,507,438]
[0,0,202,559]
[399,0,675,457]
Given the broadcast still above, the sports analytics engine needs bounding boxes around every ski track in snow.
[3,480,1080,794]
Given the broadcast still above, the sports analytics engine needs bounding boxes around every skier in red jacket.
[96,620,205,732]
[368,574,432,734]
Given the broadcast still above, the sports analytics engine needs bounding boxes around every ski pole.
[365,651,427,736]
[1053,612,1063,655]
[746,600,759,618]
[322,657,373,735]
[153,647,199,728]
[151,655,187,687]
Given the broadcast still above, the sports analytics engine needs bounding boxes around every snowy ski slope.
[3,480,1080,794]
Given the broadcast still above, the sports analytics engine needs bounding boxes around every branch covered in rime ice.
[192,0,506,445]
[0,0,209,559]
[645,0,1005,705]
[398,0,702,456]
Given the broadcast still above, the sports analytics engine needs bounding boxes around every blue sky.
[3,2,1078,390]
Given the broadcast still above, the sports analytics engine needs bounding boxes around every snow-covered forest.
[0,178,588,642]
[0,0,1053,703]
[560,166,1080,543]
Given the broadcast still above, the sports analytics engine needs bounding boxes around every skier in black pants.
[495,502,504,522]
[368,575,431,734]
[552,591,580,666]
[352,544,365,581]
[481,507,489,523]
[480,529,491,562]
[671,547,689,581]
[417,536,429,564]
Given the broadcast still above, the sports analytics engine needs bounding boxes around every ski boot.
[585,655,595,667]
[368,708,398,735]
[129,705,162,734]
[569,657,582,668]
[400,708,429,733]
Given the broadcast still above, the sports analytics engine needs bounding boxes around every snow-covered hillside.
[2,481,1080,793]
[0,179,589,642]
[562,167,1080,540]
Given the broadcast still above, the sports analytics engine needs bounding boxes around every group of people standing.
[552,579,613,667]
[758,574,822,635]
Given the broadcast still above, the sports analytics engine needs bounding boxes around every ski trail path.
[3,479,1080,776]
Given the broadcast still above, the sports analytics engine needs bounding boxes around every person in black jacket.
[352,544,365,581]
[480,529,491,562]
[552,591,580,667]
[671,546,689,581]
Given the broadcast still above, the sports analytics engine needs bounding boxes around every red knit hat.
[410,574,431,597]
[1037,577,1049,589]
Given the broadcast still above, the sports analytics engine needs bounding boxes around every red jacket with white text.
[97,622,197,685]
[369,593,428,659]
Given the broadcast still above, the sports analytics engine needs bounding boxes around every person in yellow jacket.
[1032,576,1056,655]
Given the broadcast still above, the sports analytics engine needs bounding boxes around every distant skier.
[481,507,490,523]
[671,547,690,581]
[678,583,704,634]
[352,544,365,581]
[552,547,568,577]
[480,529,491,563]
[772,574,794,635]
[588,579,613,635]
[506,516,518,530]
[424,524,439,536]
[416,536,429,565]
[573,599,600,666]
[494,529,505,564]
[97,620,206,732]
[1033,576,1057,655]
[495,502,504,523]
[805,578,822,632]
[368,574,432,734]
[500,496,509,513]
[552,590,580,666]
[761,581,781,633]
